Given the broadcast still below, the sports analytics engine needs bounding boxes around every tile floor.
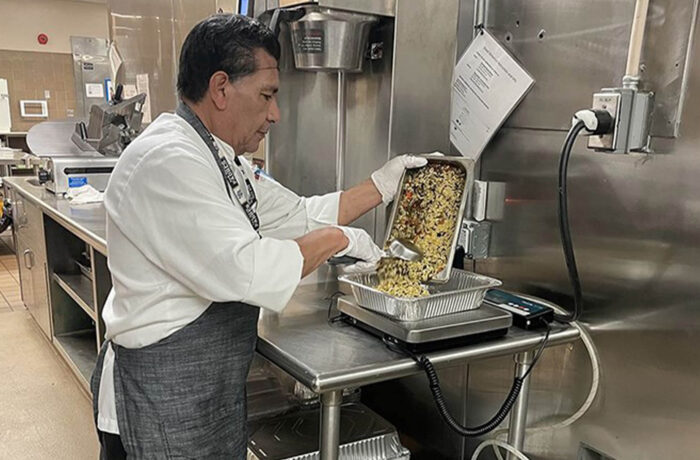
[0,233,22,312]
[0,231,99,459]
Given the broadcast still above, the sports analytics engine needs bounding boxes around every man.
[90,13,426,459]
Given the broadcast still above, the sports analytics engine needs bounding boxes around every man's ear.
[208,71,230,111]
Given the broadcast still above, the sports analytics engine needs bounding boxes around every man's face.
[222,49,280,154]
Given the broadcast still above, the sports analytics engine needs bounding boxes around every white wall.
[0,0,109,54]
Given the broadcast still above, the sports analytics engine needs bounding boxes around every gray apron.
[91,301,260,459]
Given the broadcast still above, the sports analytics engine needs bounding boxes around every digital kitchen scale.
[337,297,513,353]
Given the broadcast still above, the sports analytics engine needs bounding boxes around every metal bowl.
[289,7,378,73]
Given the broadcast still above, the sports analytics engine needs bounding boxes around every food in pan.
[376,162,466,298]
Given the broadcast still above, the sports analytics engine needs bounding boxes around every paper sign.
[85,83,104,99]
[136,73,152,123]
[450,30,535,160]
[108,42,123,81]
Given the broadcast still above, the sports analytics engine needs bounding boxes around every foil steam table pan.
[247,403,410,460]
[339,269,502,322]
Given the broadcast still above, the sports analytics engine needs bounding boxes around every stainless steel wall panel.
[267,20,345,198]
[109,0,180,117]
[477,0,697,137]
[267,1,459,239]
[71,37,111,119]
[466,0,700,458]
[108,0,223,118]
[388,0,458,158]
[484,0,633,131]
[641,0,699,137]
[320,0,396,17]
[268,19,393,235]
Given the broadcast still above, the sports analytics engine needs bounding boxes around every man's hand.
[371,155,428,204]
[335,226,384,263]
[337,152,444,225]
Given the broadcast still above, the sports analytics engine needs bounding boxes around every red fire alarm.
[37,34,48,45]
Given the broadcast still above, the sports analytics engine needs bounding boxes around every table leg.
[320,390,343,460]
[506,350,534,460]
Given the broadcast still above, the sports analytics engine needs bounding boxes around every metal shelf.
[53,329,97,391]
[52,273,95,320]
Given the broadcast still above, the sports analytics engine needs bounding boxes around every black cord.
[556,120,587,323]
[522,321,551,379]
[325,291,346,326]
[383,324,551,437]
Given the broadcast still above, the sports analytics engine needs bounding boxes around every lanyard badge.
[176,103,261,234]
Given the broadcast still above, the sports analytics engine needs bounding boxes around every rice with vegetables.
[376,162,466,298]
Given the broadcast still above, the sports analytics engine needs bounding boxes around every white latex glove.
[371,154,428,204]
[342,261,378,274]
[335,226,384,263]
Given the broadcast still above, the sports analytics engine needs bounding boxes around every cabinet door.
[17,236,51,338]
[30,255,51,338]
[16,236,34,312]
[12,193,27,241]
[22,199,44,250]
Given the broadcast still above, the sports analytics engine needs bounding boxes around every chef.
[90,13,426,460]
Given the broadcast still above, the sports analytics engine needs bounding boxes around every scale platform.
[337,298,513,353]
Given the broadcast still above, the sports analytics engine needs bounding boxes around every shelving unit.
[53,272,95,319]
[53,330,97,384]
[5,178,113,394]
[44,217,108,392]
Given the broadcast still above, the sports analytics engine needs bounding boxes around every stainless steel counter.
[258,283,579,393]
[3,177,106,255]
[259,281,579,459]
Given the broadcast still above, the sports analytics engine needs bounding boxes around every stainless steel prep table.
[5,177,581,459]
[258,282,580,460]
[4,177,109,391]
[4,176,106,254]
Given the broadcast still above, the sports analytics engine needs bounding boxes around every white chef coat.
[96,112,341,434]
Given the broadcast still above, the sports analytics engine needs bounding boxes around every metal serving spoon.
[387,238,423,262]
[328,238,423,266]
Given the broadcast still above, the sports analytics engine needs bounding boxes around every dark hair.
[177,14,280,102]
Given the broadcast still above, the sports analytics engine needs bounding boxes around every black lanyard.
[176,103,261,234]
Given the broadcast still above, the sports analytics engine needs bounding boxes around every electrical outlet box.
[459,220,491,260]
[588,92,621,150]
[627,91,654,151]
[588,88,653,154]
[472,180,506,222]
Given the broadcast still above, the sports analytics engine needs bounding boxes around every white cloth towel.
[65,184,104,204]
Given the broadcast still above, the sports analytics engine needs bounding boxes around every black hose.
[556,120,587,323]
[419,356,524,437]
[392,323,551,437]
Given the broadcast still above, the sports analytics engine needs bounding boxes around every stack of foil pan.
[339,269,502,322]
[247,403,410,460]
